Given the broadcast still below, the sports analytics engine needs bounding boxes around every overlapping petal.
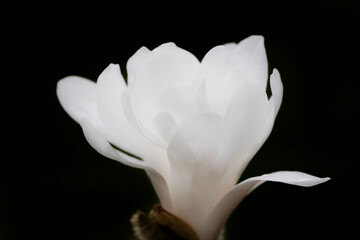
[96,64,144,157]
[229,35,268,89]
[225,79,270,154]
[158,84,200,124]
[80,118,173,211]
[199,45,235,114]
[153,42,200,81]
[57,65,173,211]
[126,43,201,148]
[167,113,234,236]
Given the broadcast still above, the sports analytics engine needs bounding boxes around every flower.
[57,35,330,240]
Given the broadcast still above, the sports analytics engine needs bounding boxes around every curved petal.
[80,118,147,168]
[222,79,277,192]
[225,80,270,150]
[158,84,200,124]
[56,76,97,123]
[167,113,234,237]
[146,170,174,212]
[230,35,268,89]
[153,42,200,81]
[218,68,254,115]
[200,45,234,81]
[80,118,174,211]
[153,111,178,145]
[204,171,330,240]
[97,64,143,155]
[126,46,151,87]
[121,89,167,149]
[121,91,172,180]
[196,80,211,113]
[223,42,236,53]
[199,45,235,114]
[96,63,172,175]
[127,54,187,146]
[127,43,200,88]
[269,68,283,117]
[126,43,200,147]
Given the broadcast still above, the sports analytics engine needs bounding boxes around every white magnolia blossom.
[57,35,329,240]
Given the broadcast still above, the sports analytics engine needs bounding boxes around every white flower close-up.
[56,35,330,240]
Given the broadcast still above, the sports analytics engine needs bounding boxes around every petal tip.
[247,35,265,43]
[302,176,331,187]
[271,68,280,77]
[155,42,177,51]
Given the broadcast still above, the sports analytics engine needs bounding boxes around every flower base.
[130,204,200,240]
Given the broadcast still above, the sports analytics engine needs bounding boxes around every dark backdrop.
[4,1,359,239]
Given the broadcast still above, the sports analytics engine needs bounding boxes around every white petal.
[218,68,253,115]
[127,43,200,88]
[131,53,186,95]
[158,84,200,124]
[80,118,174,211]
[153,111,177,144]
[204,171,330,240]
[121,91,171,177]
[223,42,237,53]
[56,76,97,123]
[80,118,146,168]
[122,89,167,149]
[153,42,200,81]
[126,46,151,87]
[225,80,270,149]
[199,45,235,113]
[121,91,142,132]
[128,54,186,146]
[230,35,268,89]
[269,68,283,117]
[167,113,234,236]
[196,80,211,113]
[126,43,200,146]
[96,63,170,168]
[221,80,273,197]
[146,170,174,212]
[96,64,141,154]
[200,45,234,80]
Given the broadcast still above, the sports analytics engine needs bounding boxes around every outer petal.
[153,111,178,145]
[199,45,235,114]
[127,53,187,147]
[223,42,237,53]
[203,171,330,240]
[56,76,97,123]
[269,68,283,117]
[167,113,234,237]
[158,84,200,124]
[97,64,144,156]
[196,80,211,113]
[80,118,146,168]
[127,43,200,88]
[126,43,200,147]
[225,79,270,156]
[229,35,268,89]
[153,42,200,81]
[96,63,168,166]
[80,118,174,211]
[126,46,151,87]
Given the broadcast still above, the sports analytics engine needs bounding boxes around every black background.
[4,1,359,239]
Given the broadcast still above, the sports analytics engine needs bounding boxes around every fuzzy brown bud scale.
[131,204,200,240]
